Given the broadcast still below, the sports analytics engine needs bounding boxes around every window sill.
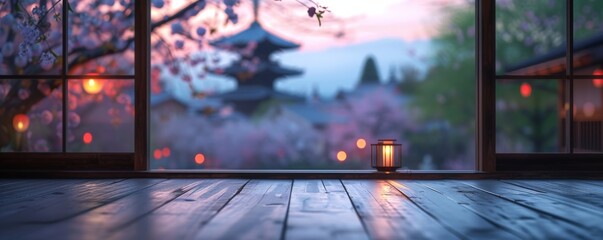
[2,170,603,179]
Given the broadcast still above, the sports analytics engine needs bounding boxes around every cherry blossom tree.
[0,0,326,151]
[150,85,416,169]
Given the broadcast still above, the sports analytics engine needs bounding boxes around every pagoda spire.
[210,0,304,115]
[253,0,259,21]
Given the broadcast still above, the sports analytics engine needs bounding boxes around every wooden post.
[134,0,150,171]
[477,0,496,172]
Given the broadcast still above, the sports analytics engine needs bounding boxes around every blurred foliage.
[412,0,603,154]
[496,80,560,152]
[397,65,421,94]
[401,3,476,168]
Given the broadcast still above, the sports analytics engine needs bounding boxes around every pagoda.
[210,0,304,115]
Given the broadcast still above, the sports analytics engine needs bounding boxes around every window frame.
[487,0,603,171]
[0,0,143,170]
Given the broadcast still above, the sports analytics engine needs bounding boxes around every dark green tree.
[358,56,381,85]
[412,0,603,153]
[398,65,421,95]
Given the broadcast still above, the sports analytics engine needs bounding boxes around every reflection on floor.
[1,179,602,239]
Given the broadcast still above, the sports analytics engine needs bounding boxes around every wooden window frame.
[487,0,603,171]
[4,0,597,173]
[0,0,146,170]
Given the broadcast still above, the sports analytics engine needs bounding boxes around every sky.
[152,0,473,100]
[267,0,470,50]
[213,0,471,51]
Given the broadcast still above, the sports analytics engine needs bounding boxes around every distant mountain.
[274,38,434,98]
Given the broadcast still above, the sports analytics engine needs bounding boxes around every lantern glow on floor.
[371,139,402,172]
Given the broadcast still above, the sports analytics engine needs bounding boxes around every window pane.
[67,79,134,152]
[573,79,603,152]
[68,0,134,75]
[573,0,603,73]
[150,1,476,170]
[496,79,566,153]
[0,0,63,75]
[496,0,566,75]
[0,79,63,152]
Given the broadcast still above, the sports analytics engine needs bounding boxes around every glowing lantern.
[371,139,402,172]
[162,147,171,157]
[82,79,104,94]
[83,132,93,144]
[356,138,366,149]
[12,114,30,133]
[593,69,603,88]
[337,151,347,161]
[195,153,205,165]
[520,83,532,98]
[153,149,162,160]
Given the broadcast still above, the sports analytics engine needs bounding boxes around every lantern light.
[83,132,93,144]
[162,147,171,158]
[356,138,366,149]
[337,151,347,161]
[520,82,532,98]
[12,114,30,133]
[82,79,105,94]
[371,139,402,172]
[154,149,162,160]
[593,69,603,88]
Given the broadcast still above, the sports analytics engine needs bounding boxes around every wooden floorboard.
[502,179,603,211]
[1,179,603,240]
[285,179,368,240]
[389,180,520,239]
[0,179,158,223]
[462,180,603,238]
[342,180,460,239]
[0,179,196,240]
[193,179,292,240]
[421,180,593,239]
[0,179,93,205]
[108,179,248,240]
[0,179,128,219]
[579,180,603,187]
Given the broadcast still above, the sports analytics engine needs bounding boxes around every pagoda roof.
[223,61,303,78]
[213,86,304,102]
[283,103,348,125]
[210,21,300,50]
[505,32,603,75]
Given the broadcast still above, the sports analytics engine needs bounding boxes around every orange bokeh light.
[593,69,603,88]
[12,114,30,133]
[520,82,532,98]
[154,149,162,160]
[337,151,347,161]
[195,153,205,165]
[162,147,171,157]
[83,132,93,144]
[82,79,105,94]
[356,138,366,149]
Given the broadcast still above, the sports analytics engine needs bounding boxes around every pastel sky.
[259,0,471,51]
[152,0,473,99]
[152,0,471,51]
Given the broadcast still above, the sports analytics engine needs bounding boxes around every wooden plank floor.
[1,179,603,240]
